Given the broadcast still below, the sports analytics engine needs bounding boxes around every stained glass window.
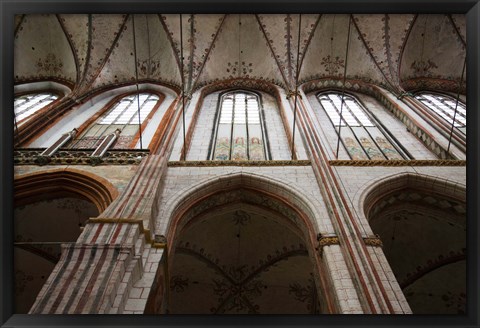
[99,93,159,125]
[318,92,407,160]
[211,91,267,161]
[14,93,58,122]
[414,93,466,134]
[71,93,160,149]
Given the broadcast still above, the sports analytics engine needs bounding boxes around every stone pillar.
[28,220,149,314]
[362,235,412,314]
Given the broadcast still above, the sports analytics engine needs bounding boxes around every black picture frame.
[1,0,479,327]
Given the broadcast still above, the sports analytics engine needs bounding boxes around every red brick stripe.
[90,223,104,243]
[73,247,110,313]
[48,246,88,313]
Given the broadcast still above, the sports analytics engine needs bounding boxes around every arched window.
[71,92,160,149]
[14,93,58,123]
[210,91,268,161]
[414,92,466,134]
[317,92,407,160]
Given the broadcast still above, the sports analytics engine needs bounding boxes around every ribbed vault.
[14,14,466,97]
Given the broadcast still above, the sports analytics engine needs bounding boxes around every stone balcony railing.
[14,148,150,166]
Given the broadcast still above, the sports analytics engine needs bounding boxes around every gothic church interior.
[13,13,467,314]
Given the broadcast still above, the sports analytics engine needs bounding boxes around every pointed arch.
[362,172,465,218]
[161,172,330,245]
[361,172,466,314]
[14,168,118,212]
[156,171,337,314]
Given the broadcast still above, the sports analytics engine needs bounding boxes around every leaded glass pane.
[14,93,58,122]
[320,99,345,126]
[231,124,248,160]
[354,128,384,160]
[213,91,266,160]
[373,135,403,160]
[99,93,158,125]
[213,124,232,160]
[343,133,368,160]
[317,92,404,160]
[74,92,160,150]
[415,93,466,128]
[345,99,374,127]
[248,124,265,161]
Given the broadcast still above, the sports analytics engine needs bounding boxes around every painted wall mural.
[321,55,345,76]
[35,53,64,75]
[410,59,439,77]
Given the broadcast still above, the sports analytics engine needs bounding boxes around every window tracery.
[317,92,407,160]
[414,92,466,134]
[99,93,159,125]
[211,91,268,161]
[71,92,160,150]
[14,93,58,123]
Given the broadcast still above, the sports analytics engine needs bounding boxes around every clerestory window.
[318,92,407,160]
[414,92,466,134]
[71,92,160,149]
[14,93,58,123]
[99,93,159,125]
[210,91,268,161]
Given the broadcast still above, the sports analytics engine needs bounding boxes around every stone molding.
[317,235,340,256]
[14,148,149,166]
[168,160,311,167]
[329,159,466,166]
[363,235,384,248]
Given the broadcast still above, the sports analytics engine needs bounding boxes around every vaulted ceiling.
[14,14,466,97]
[169,206,320,314]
